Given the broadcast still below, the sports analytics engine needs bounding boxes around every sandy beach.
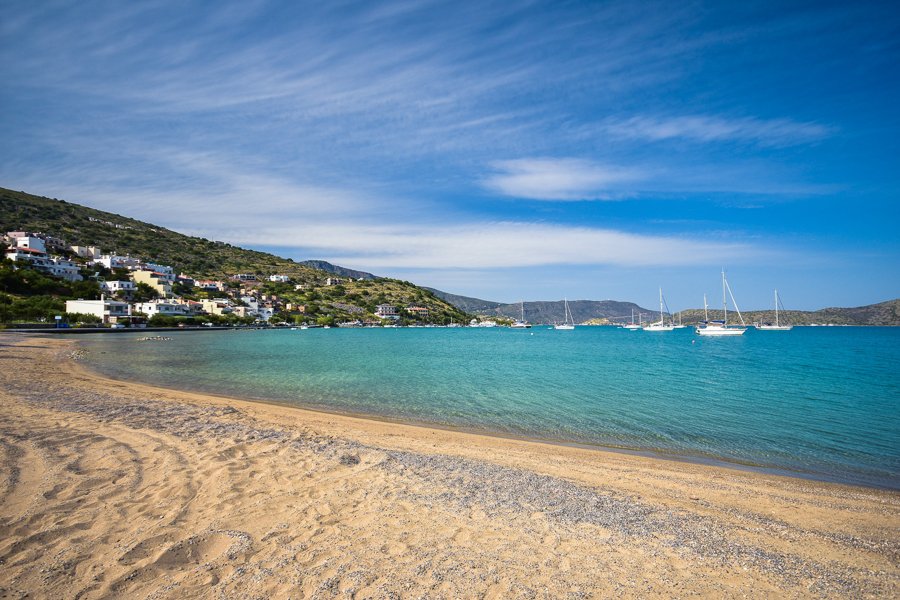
[0,336,897,598]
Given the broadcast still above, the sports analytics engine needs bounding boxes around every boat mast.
[774,289,779,327]
[658,288,664,325]
[703,294,708,322]
[722,270,727,326]
[724,274,746,326]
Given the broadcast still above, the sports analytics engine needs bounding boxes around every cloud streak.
[602,115,833,147]
[482,158,643,201]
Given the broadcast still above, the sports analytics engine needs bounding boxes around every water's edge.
[72,335,895,491]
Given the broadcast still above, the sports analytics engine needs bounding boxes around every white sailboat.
[623,308,642,330]
[510,300,532,329]
[756,289,793,331]
[672,311,687,329]
[695,271,747,336]
[643,288,675,331]
[554,298,575,330]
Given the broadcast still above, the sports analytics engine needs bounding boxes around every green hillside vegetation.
[0,187,470,326]
[1,188,324,282]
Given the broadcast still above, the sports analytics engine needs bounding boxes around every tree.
[132,282,159,303]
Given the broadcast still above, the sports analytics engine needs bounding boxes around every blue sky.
[1,0,898,310]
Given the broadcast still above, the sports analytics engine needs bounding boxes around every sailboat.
[695,271,747,336]
[510,300,531,329]
[644,288,675,331]
[623,308,642,330]
[554,298,575,330]
[756,289,793,331]
[672,311,687,329]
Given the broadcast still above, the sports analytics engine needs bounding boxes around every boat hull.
[696,326,746,336]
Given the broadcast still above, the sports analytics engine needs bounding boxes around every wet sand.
[0,336,897,598]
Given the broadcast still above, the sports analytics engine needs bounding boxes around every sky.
[1,0,898,311]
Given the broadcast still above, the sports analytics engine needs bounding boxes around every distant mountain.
[424,288,504,313]
[678,299,900,327]
[480,300,657,325]
[298,260,378,281]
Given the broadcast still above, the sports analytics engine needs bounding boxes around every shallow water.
[81,326,900,489]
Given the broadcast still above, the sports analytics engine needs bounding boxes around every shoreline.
[1,335,897,597]
[67,331,897,492]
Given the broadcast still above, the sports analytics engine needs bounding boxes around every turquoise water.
[80,326,900,489]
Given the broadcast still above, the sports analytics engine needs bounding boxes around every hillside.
[0,187,470,324]
[677,299,900,327]
[299,260,377,280]
[481,300,657,325]
[1,188,326,282]
[424,288,504,313]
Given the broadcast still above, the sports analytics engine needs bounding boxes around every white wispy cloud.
[194,220,761,270]
[482,158,644,201]
[602,115,833,146]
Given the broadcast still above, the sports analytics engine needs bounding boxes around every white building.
[5,247,51,269]
[93,254,141,270]
[65,299,131,324]
[133,300,192,318]
[269,274,290,283]
[5,247,83,281]
[14,235,47,253]
[101,280,136,296]
[375,304,399,320]
[45,258,83,282]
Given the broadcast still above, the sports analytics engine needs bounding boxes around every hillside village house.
[269,274,290,283]
[70,245,101,259]
[375,304,398,319]
[132,269,174,298]
[5,237,83,282]
[101,280,136,298]
[406,305,429,317]
[133,300,193,318]
[200,299,234,316]
[11,234,47,253]
[196,280,226,292]
[65,298,131,324]
[92,254,141,270]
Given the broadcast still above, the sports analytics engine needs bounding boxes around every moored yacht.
[696,271,747,336]
[643,288,675,331]
[756,289,793,331]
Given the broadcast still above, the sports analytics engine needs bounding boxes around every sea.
[79,326,900,490]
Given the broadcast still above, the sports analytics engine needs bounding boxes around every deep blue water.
[80,326,900,489]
